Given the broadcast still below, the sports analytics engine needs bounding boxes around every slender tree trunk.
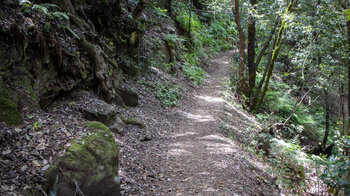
[251,18,280,111]
[322,88,330,148]
[247,0,257,101]
[347,20,350,136]
[255,17,280,69]
[340,83,345,135]
[283,81,317,125]
[255,0,294,112]
[232,0,246,93]
[188,0,192,39]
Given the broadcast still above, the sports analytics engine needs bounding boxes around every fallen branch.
[283,80,318,125]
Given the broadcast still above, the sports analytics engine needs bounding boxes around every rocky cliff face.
[0,0,144,125]
[0,1,146,195]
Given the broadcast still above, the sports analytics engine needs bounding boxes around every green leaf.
[33,160,41,167]
[345,8,350,15]
[40,3,61,10]
[32,4,48,14]
[52,12,69,20]
[345,8,350,21]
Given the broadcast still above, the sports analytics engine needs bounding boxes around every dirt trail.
[153,51,279,195]
[121,51,280,195]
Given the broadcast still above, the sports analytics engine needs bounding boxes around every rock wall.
[0,0,144,125]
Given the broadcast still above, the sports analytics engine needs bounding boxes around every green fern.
[39,3,61,10]
[51,12,69,20]
[32,4,48,14]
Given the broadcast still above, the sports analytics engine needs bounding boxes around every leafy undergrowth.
[250,75,343,194]
[148,1,236,86]
[138,79,183,107]
[221,75,332,194]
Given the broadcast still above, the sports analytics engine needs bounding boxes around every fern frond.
[52,12,69,20]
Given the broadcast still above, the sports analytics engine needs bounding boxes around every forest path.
[154,51,280,195]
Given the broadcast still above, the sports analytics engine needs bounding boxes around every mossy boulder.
[0,76,22,126]
[44,123,120,196]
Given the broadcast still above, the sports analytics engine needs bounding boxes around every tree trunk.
[255,0,294,112]
[188,0,192,39]
[322,88,330,148]
[347,20,350,136]
[251,20,281,111]
[340,83,345,135]
[232,0,246,93]
[255,17,280,70]
[247,0,257,101]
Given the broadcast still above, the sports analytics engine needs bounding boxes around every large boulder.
[44,122,120,196]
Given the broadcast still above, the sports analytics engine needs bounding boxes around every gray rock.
[44,124,120,196]
[82,106,116,126]
[115,87,139,107]
[109,116,125,134]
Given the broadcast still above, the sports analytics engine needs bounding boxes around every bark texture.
[247,0,257,100]
[232,0,246,93]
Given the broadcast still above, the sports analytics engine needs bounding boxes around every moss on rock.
[44,125,120,195]
[86,121,110,132]
[0,77,22,126]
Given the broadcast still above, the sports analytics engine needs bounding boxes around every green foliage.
[163,33,186,47]
[182,63,205,86]
[19,1,69,21]
[153,6,168,17]
[320,137,350,192]
[259,78,316,126]
[51,12,69,20]
[138,1,234,86]
[345,8,350,21]
[138,79,182,107]
[155,81,181,107]
[269,138,314,192]
[321,155,350,192]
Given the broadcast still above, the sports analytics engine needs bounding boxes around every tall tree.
[255,0,295,112]
[322,87,330,148]
[247,0,257,101]
[232,0,246,93]
[251,17,280,111]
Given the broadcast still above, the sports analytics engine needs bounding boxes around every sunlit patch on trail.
[172,132,198,138]
[213,160,230,169]
[170,143,195,148]
[204,143,237,154]
[195,95,225,103]
[197,134,236,146]
[181,112,215,122]
[168,148,191,156]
